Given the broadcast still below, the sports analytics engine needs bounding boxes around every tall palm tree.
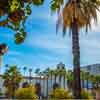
[95,75,100,88]
[5,64,9,71]
[50,0,100,98]
[80,70,85,88]
[44,68,50,97]
[29,68,32,84]
[23,66,27,76]
[56,66,62,87]
[90,74,97,89]
[34,68,40,83]
[61,66,66,89]
[66,70,74,90]
[53,69,58,84]
[42,70,47,97]
[48,69,54,88]
[39,71,43,85]
[85,72,90,90]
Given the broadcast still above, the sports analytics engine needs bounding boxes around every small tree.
[2,65,23,98]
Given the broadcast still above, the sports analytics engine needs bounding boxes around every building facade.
[81,64,100,75]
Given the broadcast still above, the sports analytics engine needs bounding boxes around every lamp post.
[0,43,8,73]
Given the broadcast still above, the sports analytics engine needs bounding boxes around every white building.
[81,64,100,75]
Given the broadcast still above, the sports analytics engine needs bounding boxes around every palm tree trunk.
[46,76,48,98]
[63,75,66,89]
[81,73,84,88]
[51,74,53,88]
[72,18,81,99]
[54,74,56,84]
[82,79,84,88]
[43,77,45,97]
[87,79,88,90]
[59,75,61,87]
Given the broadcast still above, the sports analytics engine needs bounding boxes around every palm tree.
[39,71,43,85]
[34,68,40,83]
[66,70,74,90]
[90,74,97,89]
[57,65,66,88]
[2,65,23,98]
[48,69,54,88]
[42,70,47,97]
[29,68,32,84]
[80,70,85,88]
[44,68,50,98]
[50,0,99,98]
[23,66,27,76]
[95,75,100,88]
[58,68,62,87]
[5,64,9,71]
[85,72,90,90]
[61,66,66,89]
[53,69,58,84]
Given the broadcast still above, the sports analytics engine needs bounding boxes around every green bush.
[0,92,3,96]
[15,85,38,100]
[81,89,93,99]
[49,88,73,100]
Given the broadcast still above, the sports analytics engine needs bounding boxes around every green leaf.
[26,4,32,15]
[15,32,24,44]
[15,31,27,44]
[20,28,24,33]
[32,0,44,6]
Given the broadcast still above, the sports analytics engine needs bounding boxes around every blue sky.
[0,0,100,75]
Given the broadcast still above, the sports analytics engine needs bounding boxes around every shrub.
[81,89,94,99]
[49,88,73,100]
[15,85,38,100]
[0,92,3,96]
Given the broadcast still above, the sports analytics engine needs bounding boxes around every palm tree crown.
[51,0,100,33]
